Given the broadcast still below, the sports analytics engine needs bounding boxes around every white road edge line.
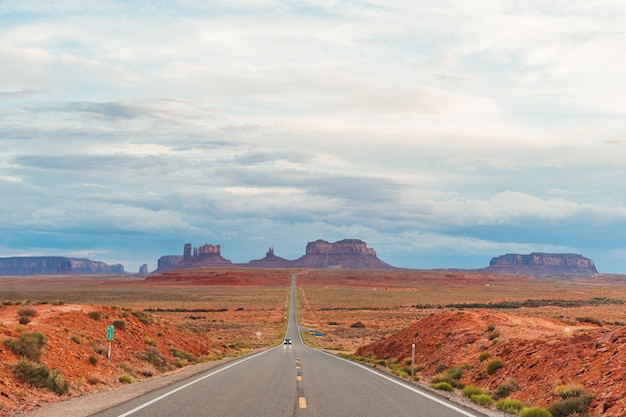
[116,348,274,417]
[320,351,482,417]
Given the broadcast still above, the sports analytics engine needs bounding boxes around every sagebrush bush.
[470,394,494,407]
[494,379,518,399]
[4,331,47,362]
[118,374,133,384]
[462,385,484,398]
[18,305,37,318]
[520,407,553,417]
[548,395,593,417]
[112,320,126,331]
[170,347,202,364]
[553,384,583,399]
[87,310,103,321]
[138,347,167,370]
[350,321,366,328]
[12,360,69,395]
[431,381,454,392]
[478,351,490,362]
[88,355,98,366]
[486,359,504,375]
[496,399,524,413]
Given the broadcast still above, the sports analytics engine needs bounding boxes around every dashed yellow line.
[299,397,307,408]
[297,375,302,381]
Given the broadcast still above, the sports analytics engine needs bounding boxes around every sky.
[2,1,626,273]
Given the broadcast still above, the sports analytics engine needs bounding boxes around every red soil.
[356,310,626,416]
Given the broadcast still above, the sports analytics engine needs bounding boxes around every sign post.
[107,325,114,371]
[411,343,415,379]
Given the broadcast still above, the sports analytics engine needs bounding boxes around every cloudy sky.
[2,1,626,273]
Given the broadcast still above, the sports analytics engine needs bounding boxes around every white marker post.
[411,343,415,379]
[107,325,114,371]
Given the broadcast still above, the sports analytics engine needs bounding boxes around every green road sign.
[107,325,114,341]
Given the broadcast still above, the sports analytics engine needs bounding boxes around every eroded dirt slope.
[356,310,626,416]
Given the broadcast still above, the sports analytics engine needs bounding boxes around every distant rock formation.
[138,264,149,274]
[247,247,291,267]
[155,239,394,272]
[484,252,598,276]
[291,239,393,269]
[0,257,125,276]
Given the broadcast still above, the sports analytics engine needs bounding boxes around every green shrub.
[118,374,133,384]
[495,379,518,399]
[71,335,81,344]
[137,347,167,370]
[170,347,202,364]
[4,332,47,362]
[520,407,553,417]
[88,355,98,366]
[112,320,126,331]
[18,305,37,318]
[131,310,154,325]
[496,399,525,414]
[87,310,103,321]
[548,395,593,417]
[350,321,366,328]
[576,316,603,326]
[447,366,466,380]
[478,351,490,361]
[119,362,134,374]
[553,384,584,399]
[431,382,454,392]
[389,363,409,378]
[12,360,69,395]
[486,359,504,375]
[462,385,485,398]
[18,315,31,325]
[471,394,494,406]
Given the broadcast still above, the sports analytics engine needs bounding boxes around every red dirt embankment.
[356,310,626,416]
[0,304,220,416]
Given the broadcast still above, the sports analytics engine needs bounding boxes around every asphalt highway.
[91,275,486,417]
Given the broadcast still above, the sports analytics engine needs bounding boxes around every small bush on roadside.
[131,310,154,325]
[389,363,409,378]
[548,395,593,417]
[119,362,134,375]
[170,347,202,364]
[576,316,603,326]
[431,382,454,392]
[496,399,525,414]
[494,379,518,399]
[71,335,81,344]
[138,347,167,370]
[112,320,126,331]
[4,332,47,362]
[486,359,504,375]
[87,310,103,321]
[520,407,553,417]
[88,355,98,366]
[12,360,69,395]
[478,351,490,362]
[553,384,584,399]
[471,394,494,407]
[462,385,484,398]
[350,321,366,328]
[18,315,31,325]
[118,375,133,384]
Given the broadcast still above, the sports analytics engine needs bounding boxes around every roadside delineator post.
[411,343,415,379]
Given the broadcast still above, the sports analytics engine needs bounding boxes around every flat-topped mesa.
[486,252,598,276]
[0,256,124,276]
[157,243,232,272]
[292,239,393,269]
[304,239,377,256]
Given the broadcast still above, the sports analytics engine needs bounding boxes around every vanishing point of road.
[91,274,487,417]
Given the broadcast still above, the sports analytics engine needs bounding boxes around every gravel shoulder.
[23,355,244,417]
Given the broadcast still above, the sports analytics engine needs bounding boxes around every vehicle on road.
[283,338,292,344]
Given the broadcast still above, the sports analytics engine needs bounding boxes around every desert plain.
[2,268,626,416]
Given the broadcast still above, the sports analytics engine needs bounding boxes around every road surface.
[92,274,486,417]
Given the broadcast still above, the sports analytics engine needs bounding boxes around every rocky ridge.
[155,239,393,272]
[484,252,597,276]
[0,257,124,276]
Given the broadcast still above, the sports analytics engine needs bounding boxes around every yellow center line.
[299,397,307,408]
[297,375,302,381]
